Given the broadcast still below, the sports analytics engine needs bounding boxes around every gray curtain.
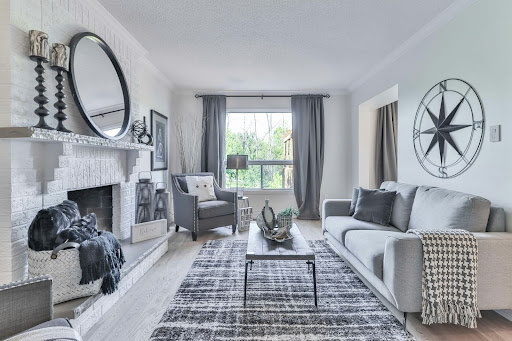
[292,95,325,220]
[375,101,398,186]
[201,95,226,187]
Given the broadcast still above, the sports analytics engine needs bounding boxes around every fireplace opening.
[68,185,113,232]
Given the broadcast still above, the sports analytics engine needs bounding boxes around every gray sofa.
[322,181,512,323]
[171,172,237,241]
[0,275,77,340]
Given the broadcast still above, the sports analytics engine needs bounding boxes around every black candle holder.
[52,67,72,133]
[30,55,54,130]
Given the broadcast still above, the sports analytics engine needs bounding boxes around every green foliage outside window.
[225,113,292,190]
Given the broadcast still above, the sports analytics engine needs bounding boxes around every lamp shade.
[226,154,248,170]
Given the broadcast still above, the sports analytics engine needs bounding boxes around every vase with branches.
[174,113,206,173]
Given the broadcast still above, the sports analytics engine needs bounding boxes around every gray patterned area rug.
[150,240,411,340]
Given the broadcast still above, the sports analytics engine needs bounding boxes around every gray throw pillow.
[349,187,359,216]
[353,187,397,226]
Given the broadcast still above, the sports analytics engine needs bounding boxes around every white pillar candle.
[29,30,49,61]
[51,43,70,71]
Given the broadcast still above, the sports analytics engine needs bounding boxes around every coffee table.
[244,222,317,307]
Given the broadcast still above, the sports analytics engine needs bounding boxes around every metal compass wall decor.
[413,78,485,178]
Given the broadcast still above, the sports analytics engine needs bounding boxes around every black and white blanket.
[407,229,481,328]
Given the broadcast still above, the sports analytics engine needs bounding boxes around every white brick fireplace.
[0,128,154,283]
[1,0,174,284]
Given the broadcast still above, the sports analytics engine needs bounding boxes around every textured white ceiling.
[98,0,457,91]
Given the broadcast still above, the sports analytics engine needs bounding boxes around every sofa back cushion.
[353,187,397,226]
[486,206,506,232]
[408,186,491,232]
[380,181,419,232]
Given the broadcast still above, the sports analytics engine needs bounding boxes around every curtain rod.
[195,94,330,99]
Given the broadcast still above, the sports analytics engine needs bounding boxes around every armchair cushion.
[198,200,235,219]
[0,276,53,340]
[177,177,189,193]
[186,176,217,202]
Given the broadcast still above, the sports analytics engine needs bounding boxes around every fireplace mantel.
[0,127,154,151]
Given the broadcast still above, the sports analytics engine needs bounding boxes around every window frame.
[225,111,294,191]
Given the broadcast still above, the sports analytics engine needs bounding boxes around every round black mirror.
[68,32,130,140]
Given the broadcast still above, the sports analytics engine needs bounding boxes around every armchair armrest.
[0,275,53,340]
[322,199,351,232]
[214,184,237,204]
[171,176,199,229]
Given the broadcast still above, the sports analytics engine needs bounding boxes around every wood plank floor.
[85,221,512,341]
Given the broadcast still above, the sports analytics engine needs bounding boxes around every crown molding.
[139,58,175,90]
[347,0,478,92]
[80,0,148,58]
[172,89,348,96]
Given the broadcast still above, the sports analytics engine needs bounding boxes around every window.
[225,112,293,190]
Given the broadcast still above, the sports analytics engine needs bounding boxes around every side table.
[237,196,252,232]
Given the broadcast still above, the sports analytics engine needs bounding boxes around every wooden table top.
[246,222,315,261]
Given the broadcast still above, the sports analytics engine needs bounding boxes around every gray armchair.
[171,172,237,241]
[0,275,75,340]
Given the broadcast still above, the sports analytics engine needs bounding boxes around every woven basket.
[28,248,102,304]
[276,215,292,231]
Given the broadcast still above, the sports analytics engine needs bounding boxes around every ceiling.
[98,0,458,91]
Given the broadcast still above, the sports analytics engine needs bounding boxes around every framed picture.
[151,110,168,171]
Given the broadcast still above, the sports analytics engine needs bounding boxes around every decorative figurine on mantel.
[29,30,53,130]
[130,117,153,145]
[50,43,72,133]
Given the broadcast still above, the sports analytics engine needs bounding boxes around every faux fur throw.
[407,229,481,328]
[28,200,81,251]
[54,213,99,247]
[79,231,125,295]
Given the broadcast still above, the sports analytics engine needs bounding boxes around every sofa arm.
[383,232,512,312]
[0,275,53,340]
[322,199,351,232]
[382,234,423,312]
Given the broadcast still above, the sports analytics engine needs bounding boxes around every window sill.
[241,189,294,195]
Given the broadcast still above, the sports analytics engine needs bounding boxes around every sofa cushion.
[198,200,234,219]
[349,188,359,215]
[26,318,71,332]
[345,230,402,280]
[324,216,401,246]
[487,206,506,232]
[408,186,491,232]
[380,181,419,232]
[353,188,396,225]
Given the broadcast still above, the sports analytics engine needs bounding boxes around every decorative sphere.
[130,120,147,137]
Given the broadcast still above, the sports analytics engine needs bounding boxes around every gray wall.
[350,0,512,230]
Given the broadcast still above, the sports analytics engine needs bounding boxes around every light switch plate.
[490,125,501,142]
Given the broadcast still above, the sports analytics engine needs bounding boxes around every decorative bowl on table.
[255,202,297,243]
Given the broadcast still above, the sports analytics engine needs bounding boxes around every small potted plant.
[276,207,299,232]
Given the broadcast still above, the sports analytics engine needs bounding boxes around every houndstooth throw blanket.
[407,229,481,328]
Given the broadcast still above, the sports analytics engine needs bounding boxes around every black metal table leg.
[244,261,249,306]
[312,261,318,308]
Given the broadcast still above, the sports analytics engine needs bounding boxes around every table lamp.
[227,154,248,198]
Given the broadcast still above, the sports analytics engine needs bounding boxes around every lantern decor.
[50,43,71,133]
[154,182,170,230]
[29,30,53,130]
[135,172,154,224]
